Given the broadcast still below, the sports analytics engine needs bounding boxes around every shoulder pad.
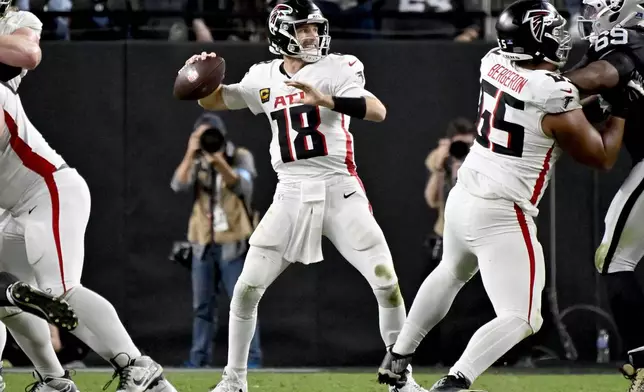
[326,53,364,70]
[243,59,279,80]
[532,72,581,113]
[3,10,42,33]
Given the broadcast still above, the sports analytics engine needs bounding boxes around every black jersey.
[584,26,644,164]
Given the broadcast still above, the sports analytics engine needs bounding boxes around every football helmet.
[577,0,644,40]
[496,0,572,68]
[267,0,331,63]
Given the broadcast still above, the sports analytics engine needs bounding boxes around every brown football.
[173,56,226,101]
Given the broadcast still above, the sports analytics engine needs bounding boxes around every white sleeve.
[334,56,375,98]
[221,69,263,115]
[13,11,42,35]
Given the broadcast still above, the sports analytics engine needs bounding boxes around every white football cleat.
[108,355,163,392]
[147,377,178,392]
[209,367,248,392]
[26,370,80,392]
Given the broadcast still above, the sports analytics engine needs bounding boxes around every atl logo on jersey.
[523,9,555,43]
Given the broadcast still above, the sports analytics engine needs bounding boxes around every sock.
[227,281,265,378]
[392,264,466,355]
[0,322,6,360]
[4,313,65,378]
[0,272,20,306]
[63,287,141,364]
[378,305,407,347]
[373,283,406,347]
[449,315,533,383]
[603,272,644,354]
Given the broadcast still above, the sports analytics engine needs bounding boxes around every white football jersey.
[0,10,42,91]
[458,48,581,216]
[0,82,65,211]
[222,53,374,182]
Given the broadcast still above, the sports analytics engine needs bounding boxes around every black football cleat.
[428,375,487,392]
[378,350,413,387]
[8,282,78,331]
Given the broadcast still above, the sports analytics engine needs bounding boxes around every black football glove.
[599,83,641,118]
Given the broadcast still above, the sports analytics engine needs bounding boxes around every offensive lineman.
[0,2,178,392]
[186,1,421,391]
[377,0,629,391]
[566,0,644,389]
[0,5,83,391]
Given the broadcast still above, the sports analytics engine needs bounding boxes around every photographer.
[423,117,475,266]
[171,112,262,369]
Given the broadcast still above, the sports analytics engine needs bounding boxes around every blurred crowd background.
[18,0,583,42]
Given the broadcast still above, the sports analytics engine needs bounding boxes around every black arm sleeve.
[0,64,21,83]
[602,51,637,85]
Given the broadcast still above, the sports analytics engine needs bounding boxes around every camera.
[199,128,226,154]
[448,140,471,160]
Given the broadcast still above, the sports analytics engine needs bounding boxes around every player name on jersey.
[487,64,528,94]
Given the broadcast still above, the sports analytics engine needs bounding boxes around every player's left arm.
[286,56,387,122]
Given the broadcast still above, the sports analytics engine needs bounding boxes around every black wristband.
[331,96,367,119]
[0,63,21,83]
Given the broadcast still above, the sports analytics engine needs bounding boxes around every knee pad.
[499,312,542,335]
[436,262,473,286]
[230,280,266,320]
[373,282,404,308]
[529,312,543,334]
[59,285,82,301]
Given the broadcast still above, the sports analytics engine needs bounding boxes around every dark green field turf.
[3,371,629,391]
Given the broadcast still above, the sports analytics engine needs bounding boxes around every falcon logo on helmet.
[268,4,293,34]
[524,9,555,42]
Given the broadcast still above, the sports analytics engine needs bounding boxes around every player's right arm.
[542,109,624,170]
[189,53,260,113]
[198,85,229,111]
[198,81,258,112]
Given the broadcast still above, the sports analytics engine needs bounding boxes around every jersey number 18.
[272,105,328,163]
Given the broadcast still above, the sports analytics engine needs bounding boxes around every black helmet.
[267,0,331,63]
[496,0,572,67]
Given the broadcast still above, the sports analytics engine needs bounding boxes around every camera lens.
[449,140,470,160]
[200,128,224,153]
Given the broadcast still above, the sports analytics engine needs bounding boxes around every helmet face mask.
[496,0,572,68]
[268,2,331,63]
[0,0,11,16]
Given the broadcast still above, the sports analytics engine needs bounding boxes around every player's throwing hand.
[185,51,217,66]
[285,80,334,108]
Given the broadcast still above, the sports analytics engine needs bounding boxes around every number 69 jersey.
[583,26,644,164]
[221,54,374,182]
[458,48,581,216]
